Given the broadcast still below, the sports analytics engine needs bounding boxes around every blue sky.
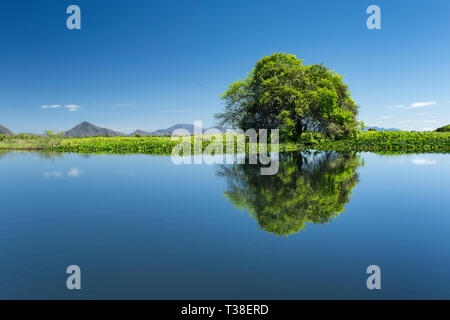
[0,0,449,133]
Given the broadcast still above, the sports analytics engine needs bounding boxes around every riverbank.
[0,131,449,154]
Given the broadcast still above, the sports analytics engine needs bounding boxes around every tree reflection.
[216,151,363,236]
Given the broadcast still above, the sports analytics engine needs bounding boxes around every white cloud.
[43,168,83,178]
[41,104,62,109]
[419,127,434,131]
[424,120,438,123]
[409,101,437,108]
[43,171,63,178]
[390,101,437,110]
[116,103,135,107]
[65,104,81,112]
[154,109,193,113]
[398,120,411,124]
[381,115,393,119]
[67,168,82,177]
[416,112,428,116]
[41,104,81,112]
[389,104,408,109]
[411,158,437,165]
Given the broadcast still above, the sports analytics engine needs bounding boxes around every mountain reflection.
[216,151,363,236]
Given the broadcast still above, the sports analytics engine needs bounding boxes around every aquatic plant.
[0,131,448,154]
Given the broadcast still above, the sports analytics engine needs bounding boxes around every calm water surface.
[0,151,449,299]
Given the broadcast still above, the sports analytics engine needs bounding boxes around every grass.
[0,131,449,154]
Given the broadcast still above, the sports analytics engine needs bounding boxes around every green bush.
[299,132,325,145]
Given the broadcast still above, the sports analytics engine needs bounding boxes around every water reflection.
[0,150,64,161]
[217,151,363,236]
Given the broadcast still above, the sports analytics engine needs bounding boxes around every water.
[0,151,449,299]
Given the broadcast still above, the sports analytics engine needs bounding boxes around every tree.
[216,151,362,236]
[215,53,360,140]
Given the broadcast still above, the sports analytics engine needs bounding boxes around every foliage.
[216,53,360,141]
[54,136,183,154]
[313,131,450,153]
[0,131,448,154]
[0,133,60,150]
[217,151,363,236]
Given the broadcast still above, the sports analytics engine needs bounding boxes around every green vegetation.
[435,124,450,132]
[55,136,180,154]
[216,53,360,141]
[0,134,249,155]
[0,131,448,154]
[0,133,61,150]
[293,131,450,153]
[217,151,362,236]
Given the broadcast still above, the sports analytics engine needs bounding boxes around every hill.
[0,124,14,136]
[363,126,401,132]
[129,129,151,136]
[435,124,450,132]
[62,121,125,137]
[150,124,201,136]
[150,124,228,136]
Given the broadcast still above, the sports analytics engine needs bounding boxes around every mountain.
[62,121,125,137]
[204,126,228,133]
[129,129,151,136]
[149,124,229,136]
[0,124,14,136]
[435,124,450,132]
[149,124,201,136]
[363,126,401,132]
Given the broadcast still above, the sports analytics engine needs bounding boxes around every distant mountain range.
[149,124,199,136]
[363,126,401,132]
[150,124,227,136]
[1,121,227,137]
[0,124,14,136]
[0,121,404,137]
[61,122,226,137]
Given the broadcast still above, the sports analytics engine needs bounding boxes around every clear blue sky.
[0,0,449,133]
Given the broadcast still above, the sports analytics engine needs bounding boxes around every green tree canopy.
[216,53,360,140]
[216,151,362,236]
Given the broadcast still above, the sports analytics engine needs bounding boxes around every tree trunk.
[295,122,307,137]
